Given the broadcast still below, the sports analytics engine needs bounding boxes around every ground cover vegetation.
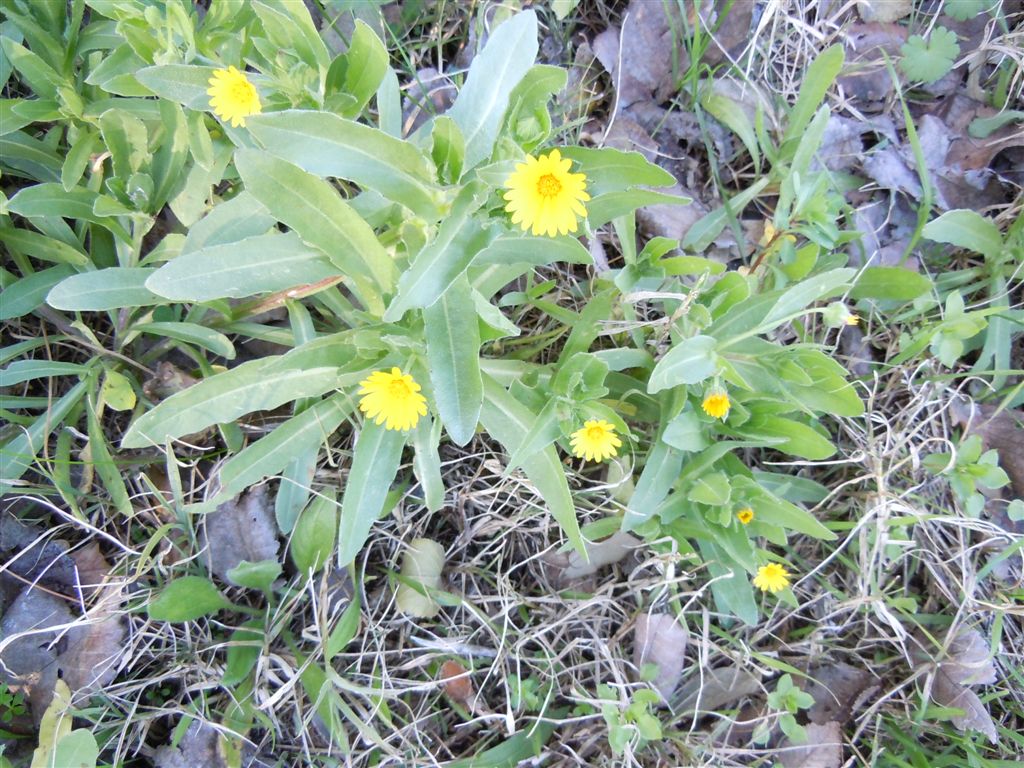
[0,0,1022,765]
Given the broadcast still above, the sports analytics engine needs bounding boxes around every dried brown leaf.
[838,23,907,107]
[440,660,475,704]
[58,584,126,695]
[932,670,998,743]
[634,612,688,699]
[779,721,843,768]
[70,542,111,600]
[153,720,226,768]
[919,627,999,743]
[803,663,879,725]
[676,664,760,712]
[200,484,279,584]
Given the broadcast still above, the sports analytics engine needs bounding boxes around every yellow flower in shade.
[357,367,428,432]
[737,507,754,525]
[702,390,730,420]
[569,420,622,462]
[503,149,590,237]
[845,313,860,326]
[207,66,262,128]
[753,563,791,593]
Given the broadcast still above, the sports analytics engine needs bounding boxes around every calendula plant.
[1,3,916,625]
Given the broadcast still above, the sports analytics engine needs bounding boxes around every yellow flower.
[845,313,860,326]
[569,420,622,462]
[207,66,261,128]
[753,563,790,593]
[737,507,754,525]
[357,367,428,432]
[503,149,590,237]
[702,390,730,420]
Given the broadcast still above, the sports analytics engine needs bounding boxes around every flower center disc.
[587,426,605,440]
[536,173,562,198]
[232,83,254,101]
[389,380,412,399]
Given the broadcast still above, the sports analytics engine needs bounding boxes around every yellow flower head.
[753,563,790,593]
[357,367,428,432]
[737,507,754,525]
[845,313,860,326]
[702,390,730,420]
[569,419,622,462]
[503,149,590,237]
[207,66,262,128]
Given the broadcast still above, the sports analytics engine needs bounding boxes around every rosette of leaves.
[4,6,689,569]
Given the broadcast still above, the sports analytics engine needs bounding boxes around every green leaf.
[899,27,960,84]
[51,729,99,768]
[783,44,844,147]
[235,150,395,298]
[447,10,538,171]
[133,322,235,359]
[850,266,932,301]
[661,410,708,452]
[384,182,494,321]
[148,576,230,621]
[922,209,1003,260]
[292,489,338,574]
[145,232,340,302]
[424,274,483,446]
[762,267,854,327]
[6,184,131,242]
[100,369,136,411]
[412,416,444,513]
[479,375,584,554]
[46,268,162,311]
[587,189,691,229]
[558,146,675,194]
[0,360,85,388]
[473,235,592,266]
[121,360,344,448]
[439,713,559,767]
[252,0,329,71]
[180,191,274,254]
[0,264,75,320]
[135,64,219,110]
[218,394,353,511]
[648,335,718,393]
[227,559,282,594]
[741,415,836,460]
[622,437,684,531]
[222,622,263,686]
[701,85,760,171]
[0,381,86,492]
[327,20,388,117]
[246,110,441,218]
[337,421,406,567]
[688,472,731,506]
[430,115,464,184]
[0,38,64,99]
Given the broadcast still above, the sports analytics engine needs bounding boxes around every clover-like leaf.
[944,0,988,21]
[899,27,960,84]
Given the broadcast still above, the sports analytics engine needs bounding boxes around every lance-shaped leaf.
[473,235,592,266]
[479,375,584,554]
[121,358,343,448]
[235,150,395,295]
[622,437,684,531]
[246,110,441,218]
[47,267,163,311]
[447,10,538,171]
[217,393,354,503]
[384,181,494,321]
[337,421,406,566]
[424,275,482,446]
[648,335,718,393]
[145,232,340,302]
